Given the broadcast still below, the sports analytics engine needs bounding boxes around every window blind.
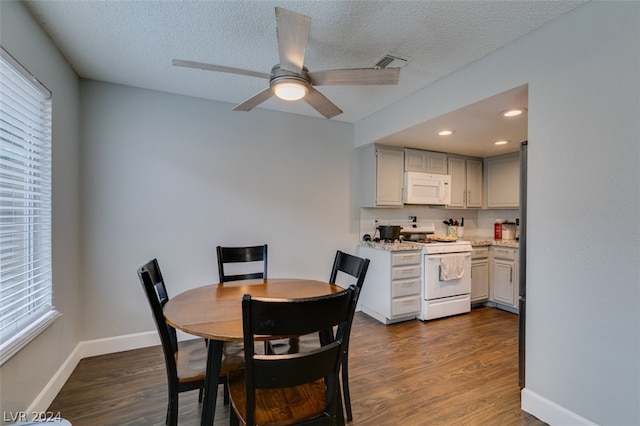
[0,46,58,366]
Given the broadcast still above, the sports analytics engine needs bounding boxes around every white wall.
[355,2,640,425]
[79,80,358,339]
[0,1,82,421]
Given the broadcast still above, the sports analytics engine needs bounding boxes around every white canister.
[501,224,515,240]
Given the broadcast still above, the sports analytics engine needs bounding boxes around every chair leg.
[167,390,179,426]
[229,403,240,426]
[223,380,230,405]
[342,355,353,422]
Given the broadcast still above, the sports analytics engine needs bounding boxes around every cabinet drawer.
[391,251,421,266]
[391,278,421,298]
[391,265,421,280]
[472,247,489,259]
[493,247,516,260]
[391,296,421,317]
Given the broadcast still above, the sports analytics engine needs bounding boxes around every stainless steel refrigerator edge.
[518,141,527,389]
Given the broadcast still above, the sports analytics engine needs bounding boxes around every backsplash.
[359,207,519,240]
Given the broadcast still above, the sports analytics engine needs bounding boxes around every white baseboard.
[521,388,599,426]
[26,331,160,414]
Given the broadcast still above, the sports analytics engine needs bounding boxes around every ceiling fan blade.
[233,87,274,112]
[275,7,311,74]
[308,67,400,86]
[303,86,343,119]
[172,59,271,80]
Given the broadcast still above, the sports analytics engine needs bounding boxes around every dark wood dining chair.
[217,244,274,354]
[227,285,360,426]
[327,251,370,422]
[267,250,370,422]
[216,245,268,283]
[138,258,243,426]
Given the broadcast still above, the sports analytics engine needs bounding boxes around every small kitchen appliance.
[403,172,451,205]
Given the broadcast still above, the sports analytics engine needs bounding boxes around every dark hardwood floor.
[48,307,546,425]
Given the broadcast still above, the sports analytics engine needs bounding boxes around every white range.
[400,223,473,320]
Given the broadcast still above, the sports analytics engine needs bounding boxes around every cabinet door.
[466,159,483,208]
[493,259,516,307]
[447,157,466,208]
[376,147,404,206]
[404,148,428,172]
[486,154,520,208]
[471,259,489,302]
[404,149,448,174]
[425,151,448,174]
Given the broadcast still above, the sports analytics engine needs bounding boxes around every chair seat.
[176,339,244,384]
[227,369,327,425]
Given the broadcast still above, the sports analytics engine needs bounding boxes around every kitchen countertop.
[468,238,519,248]
[358,238,519,251]
[358,241,425,251]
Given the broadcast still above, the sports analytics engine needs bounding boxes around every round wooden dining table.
[163,278,344,426]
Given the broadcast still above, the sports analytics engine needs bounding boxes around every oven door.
[424,252,471,299]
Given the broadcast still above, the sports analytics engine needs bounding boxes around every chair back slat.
[217,245,268,283]
[253,343,342,389]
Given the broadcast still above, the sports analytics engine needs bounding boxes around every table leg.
[201,339,223,426]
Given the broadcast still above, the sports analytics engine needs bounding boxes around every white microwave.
[403,172,451,205]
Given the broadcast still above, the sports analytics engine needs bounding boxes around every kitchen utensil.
[378,225,402,240]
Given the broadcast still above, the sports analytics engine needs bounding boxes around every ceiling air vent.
[374,52,412,69]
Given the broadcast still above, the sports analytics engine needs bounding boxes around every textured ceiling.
[24,0,586,126]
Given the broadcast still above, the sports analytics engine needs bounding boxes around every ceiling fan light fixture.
[273,81,308,101]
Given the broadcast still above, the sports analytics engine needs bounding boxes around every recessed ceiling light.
[494,140,509,145]
[438,129,454,136]
[502,108,527,117]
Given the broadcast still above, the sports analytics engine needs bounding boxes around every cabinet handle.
[510,266,513,283]
[468,190,471,204]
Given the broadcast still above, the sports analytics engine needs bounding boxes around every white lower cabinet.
[491,246,519,311]
[471,247,489,303]
[356,246,422,324]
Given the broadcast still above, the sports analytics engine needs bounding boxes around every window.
[0,46,58,366]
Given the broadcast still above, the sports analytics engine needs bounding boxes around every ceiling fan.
[172,7,400,119]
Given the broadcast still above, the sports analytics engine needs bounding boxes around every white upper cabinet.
[485,153,520,208]
[447,156,483,208]
[466,159,483,208]
[404,149,448,174]
[361,145,404,207]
